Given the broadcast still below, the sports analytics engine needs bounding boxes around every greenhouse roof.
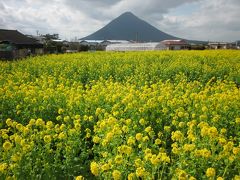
[106,42,167,51]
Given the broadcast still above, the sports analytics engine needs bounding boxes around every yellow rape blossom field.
[0,50,240,179]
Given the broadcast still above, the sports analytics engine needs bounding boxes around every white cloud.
[0,0,239,41]
[157,0,240,41]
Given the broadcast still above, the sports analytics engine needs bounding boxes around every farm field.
[0,50,240,180]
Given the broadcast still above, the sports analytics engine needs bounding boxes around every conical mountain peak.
[81,12,179,41]
[120,11,136,17]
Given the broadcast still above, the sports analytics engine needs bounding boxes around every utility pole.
[135,32,138,43]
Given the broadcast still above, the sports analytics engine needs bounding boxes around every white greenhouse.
[106,42,167,51]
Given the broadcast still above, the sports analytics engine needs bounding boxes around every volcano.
[81,12,180,42]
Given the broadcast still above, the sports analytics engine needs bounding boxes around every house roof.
[0,29,42,46]
[161,39,188,45]
[208,42,231,46]
[79,40,104,44]
[102,40,130,44]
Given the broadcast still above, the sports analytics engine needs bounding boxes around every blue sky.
[0,0,239,41]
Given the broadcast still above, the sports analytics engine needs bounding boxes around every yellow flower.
[187,133,196,142]
[35,118,45,127]
[172,147,180,154]
[28,119,36,126]
[83,115,88,121]
[144,148,152,154]
[139,118,146,125]
[164,126,171,132]
[143,136,149,142]
[201,127,209,137]
[233,147,240,155]
[11,153,21,162]
[220,128,227,134]
[176,169,187,180]
[150,155,160,165]
[14,135,22,144]
[56,115,62,121]
[101,163,110,171]
[115,155,123,164]
[3,141,12,151]
[75,175,84,180]
[217,177,224,180]
[136,167,145,177]
[2,133,9,140]
[125,119,132,125]
[158,152,170,163]
[178,122,185,128]
[101,152,108,158]
[112,170,121,180]
[0,163,8,173]
[178,111,184,118]
[74,114,81,119]
[189,176,196,180]
[16,123,23,131]
[46,121,53,129]
[118,145,132,155]
[194,148,211,158]
[90,161,99,176]
[234,175,240,180]
[44,135,52,143]
[144,152,152,161]
[183,144,196,152]
[60,124,66,131]
[144,126,152,133]
[58,132,66,140]
[200,114,208,121]
[155,138,161,145]
[218,137,227,145]
[127,136,136,145]
[106,132,114,142]
[171,130,183,142]
[202,106,208,112]
[206,168,216,177]
[136,133,143,141]
[134,158,143,167]
[93,136,101,144]
[223,141,234,152]
[95,108,101,116]
[128,173,135,180]
[122,125,129,133]
[6,118,13,127]
[208,127,218,138]
[89,115,94,121]
[63,116,70,123]
[236,118,240,124]
[58,108,64,114]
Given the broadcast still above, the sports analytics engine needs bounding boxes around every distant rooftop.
[162,39,188,45]
[0,29,42,45]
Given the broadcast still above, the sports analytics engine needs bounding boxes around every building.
[231,41,240,49]
[79,40,103,46]
[189,43,206,50]
[208,42,232,49]
[0,29,43,60]
[161,40,189,50]
[106,42,167,51]
[101,40,130,46]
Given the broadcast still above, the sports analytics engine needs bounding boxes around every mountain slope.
[81,12,179,42]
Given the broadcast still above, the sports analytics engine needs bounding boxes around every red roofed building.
[161,39,189,50]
